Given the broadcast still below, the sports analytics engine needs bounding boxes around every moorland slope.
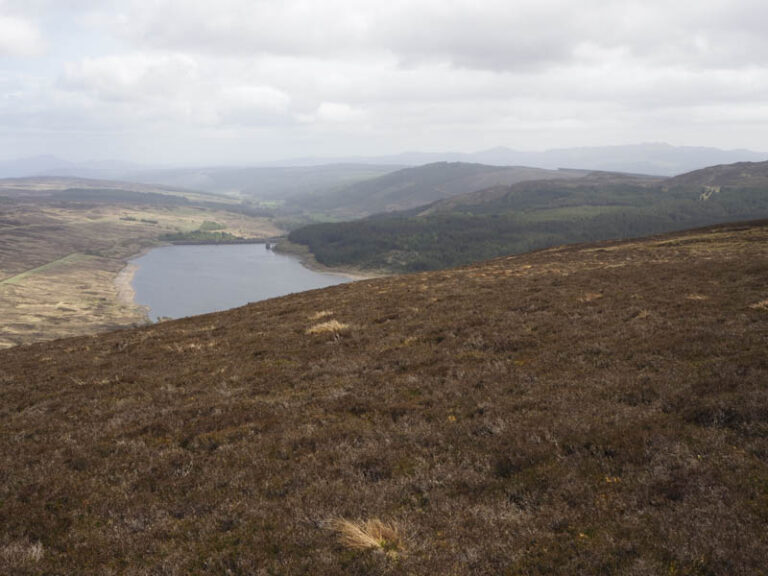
[1,221,766,575]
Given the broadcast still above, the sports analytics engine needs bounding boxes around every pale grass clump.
[306,319,350,335]
[749,298,768,311]
[1,540,44,566]
[309,310,334,320]
[686,293,709,301]
[580,292,603,303]
[328,518,404,556]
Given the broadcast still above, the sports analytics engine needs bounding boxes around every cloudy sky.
[1,0,767,164]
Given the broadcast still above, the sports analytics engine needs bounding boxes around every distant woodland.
[289,165,768,271]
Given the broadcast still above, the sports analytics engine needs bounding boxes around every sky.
[1,0,767,164]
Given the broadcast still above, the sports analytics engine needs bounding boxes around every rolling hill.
[664,160,768,189]
[125,164,403,203]
[288,161,768,272]
[252,143,768,176]
[286,162,585,219]
[1,222,766,574]
[0,160,403,206]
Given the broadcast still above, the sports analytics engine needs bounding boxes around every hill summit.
[1,222,767,574]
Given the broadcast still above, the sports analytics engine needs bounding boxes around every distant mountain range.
[267,143,768,176]
[0,155,142,179]
[124,164,404,201]
[2,144,766,188]
[0,158,400,201]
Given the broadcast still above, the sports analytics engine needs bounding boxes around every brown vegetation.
[0,221,767,574]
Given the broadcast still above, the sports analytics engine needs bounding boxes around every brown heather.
[1,221,767,575]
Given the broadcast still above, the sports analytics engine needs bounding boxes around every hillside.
[289,161,768,272]
[1,222,767,574]
[126,164,402,203]
[289,162,584,219]
[0,160,401,203]
[416,171,663,215]
[664,160,768,188]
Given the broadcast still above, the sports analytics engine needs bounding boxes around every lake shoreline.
[273,239,387,281]
[122,242,366,321]
[114,248,153,323]
[165,238,276,246]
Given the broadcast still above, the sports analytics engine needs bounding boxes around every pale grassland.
[0,197,283,348]
[1,253,91,285]
[0,254,149,349]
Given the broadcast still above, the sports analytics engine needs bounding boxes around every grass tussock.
[750,298,768,310]
[306,319,350,334]
[0,540,44,568]
[580,291,603,302]
[309,310,334,320]
[328,518,404,555]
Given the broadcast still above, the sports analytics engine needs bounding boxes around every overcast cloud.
[0,0,766,164]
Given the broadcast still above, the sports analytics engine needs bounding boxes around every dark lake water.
[130,244,351,321]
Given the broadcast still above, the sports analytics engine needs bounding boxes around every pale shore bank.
[273,239,387,281]
[114,249,153,322]
[114,262,139,308]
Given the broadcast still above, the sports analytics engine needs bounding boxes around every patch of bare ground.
[0,221,767,574]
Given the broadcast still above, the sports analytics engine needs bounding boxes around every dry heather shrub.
[306,320,350,335]
[328,518,404,556]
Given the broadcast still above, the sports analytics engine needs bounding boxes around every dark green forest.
[289,175,768,271]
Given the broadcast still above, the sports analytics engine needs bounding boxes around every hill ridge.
[288,160,768,272]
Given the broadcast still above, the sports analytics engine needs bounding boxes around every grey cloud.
[75,0,768,73]
[2,0,768,163]
[0,13,45,56]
